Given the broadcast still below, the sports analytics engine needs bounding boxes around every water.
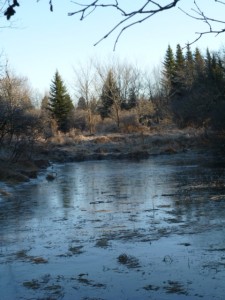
[1,151,225,299]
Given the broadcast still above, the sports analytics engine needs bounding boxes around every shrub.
[95,118,118,133]
[120,112,140,133]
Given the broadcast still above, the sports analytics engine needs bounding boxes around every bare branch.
[69,1,180,50]
[112,14,154,51]
[93,13,136,48]
[4,0,225,48]
[215,0,225,5]
[69,1,181,18]
[188,28,225,47]
[179,0,225,47]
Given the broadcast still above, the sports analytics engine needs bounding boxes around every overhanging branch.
[69,0,181,49]
[179,0,225,46]
[3,0,225,49]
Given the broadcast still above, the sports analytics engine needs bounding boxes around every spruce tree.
[185,44,194,67]
[212,55,225,89]
[127,87,137,109]
[194,48,205,80]
[99,69,120,119]
[162,45,176,97]
[185,44,194,89]
[77,96,87,110]
[175,44,185,69]
[41,94,49,112]
[205,48,213,80]
[207,53,225,104]
[174,44,186,95]
[48,70,74,132]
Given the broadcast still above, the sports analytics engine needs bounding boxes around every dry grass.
[0,125,208,184]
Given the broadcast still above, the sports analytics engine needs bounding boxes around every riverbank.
[0,127,216,185]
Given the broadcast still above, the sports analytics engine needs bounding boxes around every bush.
[69,110,88,132]
[120,112,141,133]
[95,118,118,133]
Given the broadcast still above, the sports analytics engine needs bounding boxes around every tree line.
[163,44,225,130]
[41,61,156,136]
[1,44,225,161]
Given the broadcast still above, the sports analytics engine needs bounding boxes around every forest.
[1,44,225,163]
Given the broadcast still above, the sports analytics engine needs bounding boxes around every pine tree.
[185,44,194,89]
[207,53,225,103]
[175,44,185,69]
[99,69,120,119]
[48,70,74,132]
[127,87,137,109]
[174,44,186,95]
[205,48,213,80]
[162,45,176,97]
[77,96,87,110]
[41,94,49,112]
[213,56,225,88]
[193,47,205,80]
[185,44,194,68]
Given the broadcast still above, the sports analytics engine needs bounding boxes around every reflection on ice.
[1,151,225,299]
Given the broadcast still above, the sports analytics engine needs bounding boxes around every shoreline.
[0,128,218,186]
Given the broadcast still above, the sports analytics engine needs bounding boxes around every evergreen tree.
[162,44,225,130]
[213,56,225,89]
[127,87,137,109]
[162,45,176,97]
[185,44,194,89]
[193,47,205,80]
[205,48,213,80]
[48,70,74,132]
[174,44,186,95]
[41,94,49,112]
[175,44,185,69]
[208,53,224,87]
[209,53,225,131]
[204,51,221,104]
[185,44,194,67]
[207,53,225,105]
[77,96,87,110]
[99,69,120,119]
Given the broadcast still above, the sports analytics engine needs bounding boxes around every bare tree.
[0,67,32,110]
[116,61,144,109]
[0,66,41,161]
[142,66,172,122]
[73,60,98,133]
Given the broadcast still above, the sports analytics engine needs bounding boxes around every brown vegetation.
[0,124,209,185]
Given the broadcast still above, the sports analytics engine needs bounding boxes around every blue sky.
[1,0,225,98]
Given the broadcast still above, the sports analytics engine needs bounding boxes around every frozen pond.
[1,151,225,299]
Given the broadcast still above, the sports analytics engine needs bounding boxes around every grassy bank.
[0,127,212,185]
